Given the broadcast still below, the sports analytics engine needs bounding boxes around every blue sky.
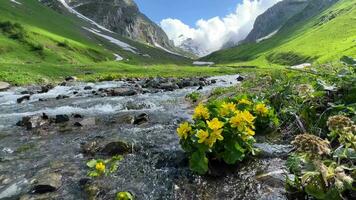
[135,0,241,27]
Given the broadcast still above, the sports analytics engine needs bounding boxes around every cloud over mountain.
[160,0,281,56]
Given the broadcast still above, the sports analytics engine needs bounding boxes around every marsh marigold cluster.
[177,96,278,174]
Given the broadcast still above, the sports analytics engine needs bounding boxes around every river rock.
[254,143,293,158]
[74,118,96,127]
[39,84,54,93]
[55,115,69,123]
[236,76,244,81]
[0,179,29,199]
[65,76,77,81]
[133,113,149,125]
[0,81,10,91]
[17,95,30,103]
[109,88,137,96]
[31,173,62,194]
[159,82,179,91]
[56,95,69,100]
[84,86,93,90]
[18,115,49,130]
[81,142,100,156]
[100,141,131,156]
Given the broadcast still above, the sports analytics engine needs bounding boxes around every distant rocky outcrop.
[243,0,309,43]
[40,0,175,51]
[241,0,339,44]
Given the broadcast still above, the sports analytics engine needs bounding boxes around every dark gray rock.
[55,115,69,123]
[84,86,93,90]
[31,173,62,194]
[56,95,69,100]
[65,76,77,81]
[74,118,96,127]
[100,141,131,156]
[18,115,49,130]
[133,113,149,125]
[158,82,179,91]
[109,88,137,96]
[17,95,30,103]
[39,84,54,93]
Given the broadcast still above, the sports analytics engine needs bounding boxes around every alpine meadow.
[0,0,355,200]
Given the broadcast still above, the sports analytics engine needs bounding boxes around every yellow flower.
[230,110,256,131]
[95,162,106,173]
[238,99,252,106]
[204,129,224,148]
[196,129,209,143]
[207,118,224,130]
[255,103,269,116]
[177,122,192,139]
[193,103,210,119]
[245,128,255,136]
[241,110,256,124]
[220,102,236,116]
[211,129,224,141]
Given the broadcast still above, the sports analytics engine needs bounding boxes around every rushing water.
[0,75,292,200]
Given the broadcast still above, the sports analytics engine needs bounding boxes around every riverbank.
[0,61,252,86]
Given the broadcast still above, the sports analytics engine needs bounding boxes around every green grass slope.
[204,0,356,67]
[0,0,200,84]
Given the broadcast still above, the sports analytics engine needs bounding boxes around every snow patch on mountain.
[58,0,113,33]
[83,27,137,54]
[10,0,22,5]
[256,29,279,43]
[154,42,182,57]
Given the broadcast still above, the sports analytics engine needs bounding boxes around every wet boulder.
[65,76,77,82]
[81,140,102,156]
[31,173,62,194]
[84,86,93,90]
[158,82,179,91]
[100,141,132,156]
[17,95,31,103]
[55,115,69,123]
[55,95,69,100]
[39,84,54,93]
[254,143,293,158]
[236,76,244,81]
[17,115,49,130]
[74,118,96,127]
[109,88,137,96]
[0,81,10,91]
[133,113,149,125]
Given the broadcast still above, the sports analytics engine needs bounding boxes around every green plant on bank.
[176,96,279,174]
[86,155,123,177]
[287,115,355,200]
[185,92,202,103]
[116,191,134,200]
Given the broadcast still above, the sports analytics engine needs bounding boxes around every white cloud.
[160,0,281,56]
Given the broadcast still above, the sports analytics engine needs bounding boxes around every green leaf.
[189,151,209,174]
[88,171,100,177]
[116,191,134,200]
[86,159,97,168]
[222,140,245,164]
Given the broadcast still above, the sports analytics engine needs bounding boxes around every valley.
[0,0,355,200]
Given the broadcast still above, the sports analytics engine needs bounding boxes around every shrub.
[176,96,279,174]
[0,21,27,41]
[266,51,317,66]
[185,92,201,103]
[86,155,123,177]
[287,115,355,200]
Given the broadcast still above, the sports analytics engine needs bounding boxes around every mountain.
[0,0,190,66]
[203,0,355,66]
[242,0,309,43]
[178,38,209,58]
[40,0,176,52]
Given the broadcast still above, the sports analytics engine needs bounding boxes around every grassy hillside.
[0,0,200,85]
[204,0,356,67]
